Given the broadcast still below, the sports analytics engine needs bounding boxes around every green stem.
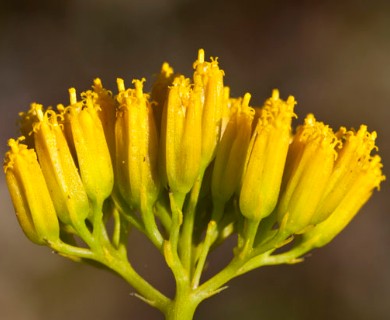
[195,257,244,302]
[49,240,95,261]
[238,241,312,275]
[251,229,291,258]
[169,192,186,256]
[54,200,170,313]
[141,202,164,250]
[164,193,187,281]
[191,220,217,288]
[239,218,261,259]
[191,201,225,288]
[155,197,173,234]
[92,200,110,244]
[112,207,121,249]
[179,172,204,274]
[165,281,200,320]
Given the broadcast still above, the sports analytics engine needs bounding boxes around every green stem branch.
[179,172,204,274]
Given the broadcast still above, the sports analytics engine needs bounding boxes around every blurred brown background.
[0,0,389,319]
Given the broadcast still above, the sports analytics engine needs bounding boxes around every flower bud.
[302,151,384,248]
[62,88,114,205]
[160,75,202,194]
[4,138,59,244]
[277,114,337,233]
[32,104,89,226]
[212,93,254,204]
[310,125,381,224]
[115,79,160,209]
[193,49,225,168]
[239,90,296,221]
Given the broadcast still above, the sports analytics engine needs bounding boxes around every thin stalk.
[112,207,122,249]
[91,200,112,247]
[164,192,187,281]
[49,240,95,260]
[238,241,312,275]
[238,218,261,259]
[191,201,225,288]
[194,257,244,302]
[169,192,186,256]
[155,198,173,234]
[141,201,164,250]
[179,171,204,274]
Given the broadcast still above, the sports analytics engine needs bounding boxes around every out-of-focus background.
[0,0,389,319]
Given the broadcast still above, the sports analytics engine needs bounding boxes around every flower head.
[159,75,202,193]
[275,114,338,233]
[302,126,385,247]
[239,90,296,221]
[4,138,59,244]
[30,104,90,227]
[115,78,160,210]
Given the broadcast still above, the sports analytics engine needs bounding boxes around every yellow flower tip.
[161,62,174,77]
[286,95,296,105]
[356,125,378,151]
[171,76,192,101]
[258,90,296,130]
[370,155,386,190]
[117,78,125,92]
[8,137,26,154]
[56,103,65,113]
[271,89,279,100]
[132,78,146,99]
[93,78,103,89]
[242,93,251,108]
[193,49,222,76]
[198,48,205,64]
[30,104,63,134]
[30,103,45,121]
[69,88,78,105]
[3,137,27,172]
[18,104,49,148]
[299,114,338,150]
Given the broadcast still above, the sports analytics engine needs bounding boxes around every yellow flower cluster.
[4,49,385,252]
